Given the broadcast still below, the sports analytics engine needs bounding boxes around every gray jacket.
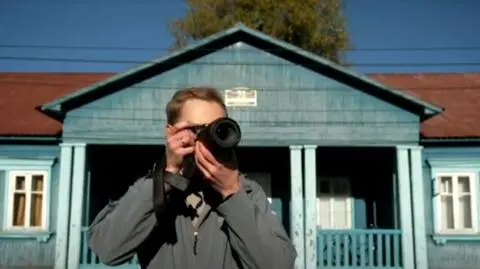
[88,175,297,269]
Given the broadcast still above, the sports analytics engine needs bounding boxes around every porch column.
[289,145,305,269]
[67,143,87,269]
[395,146,415,269]
[54,143,74,269]
[410,146,429,269]
[303,145,317,269]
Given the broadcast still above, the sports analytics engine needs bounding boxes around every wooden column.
[303,145,317,269]
[410,146,428,269]
[54,143,73,269]
[290,145,305,269]
[396,146,415,269]
[67,143,87,269]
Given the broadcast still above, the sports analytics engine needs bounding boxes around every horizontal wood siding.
[63,43,419,146]
[0,239,56,267]
[0,144,59,268]
[423,147,480,269]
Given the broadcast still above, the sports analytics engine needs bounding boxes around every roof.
[0,72,478,140]
[40,23,442,120]
[372,73,480,139]
[0,73,111,136]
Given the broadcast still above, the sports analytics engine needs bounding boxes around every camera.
[181,117,242,179]
[190,117,242,160]
[152,117,241,218]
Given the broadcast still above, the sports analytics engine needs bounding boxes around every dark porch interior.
[85,145,292,231]
[315,147,401,268]
[85,146,398,231]
[316,147,398,230]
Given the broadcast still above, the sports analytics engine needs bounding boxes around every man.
[88,87,297,269]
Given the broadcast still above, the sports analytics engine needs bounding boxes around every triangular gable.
[40,23,442,120]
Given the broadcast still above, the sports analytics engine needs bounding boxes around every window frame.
[0,157,54,233]
[6,170,49,231]
[431,167,480,236]
[316,176,353,229]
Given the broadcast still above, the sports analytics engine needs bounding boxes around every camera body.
[181,117,242,179]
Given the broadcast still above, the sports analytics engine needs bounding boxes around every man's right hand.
[165,122,196,174]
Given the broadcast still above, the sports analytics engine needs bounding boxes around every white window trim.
[434,171,479,235]
[316,177,353,229]
[5,170,49,232]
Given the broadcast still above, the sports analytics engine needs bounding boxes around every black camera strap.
[152,157,192,222]
[152,158,168,222]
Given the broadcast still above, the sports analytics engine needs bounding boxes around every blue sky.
[0,0,479,73]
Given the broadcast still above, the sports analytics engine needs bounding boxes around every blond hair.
[165,87,227,124]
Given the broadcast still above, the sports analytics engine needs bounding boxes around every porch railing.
[80,227,140,268]
[80,227,402,268]
[317,229,402,269]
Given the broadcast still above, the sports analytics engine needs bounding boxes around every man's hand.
[194,141,240,199]
[165,122,196,174]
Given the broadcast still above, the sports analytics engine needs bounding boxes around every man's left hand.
[194,141,240,199]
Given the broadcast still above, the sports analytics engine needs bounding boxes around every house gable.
[41,24,442,146]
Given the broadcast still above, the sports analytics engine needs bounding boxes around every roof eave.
[421,137,480,146]
[37,104,64,122]
[0,135,61,144]
[422,106,445,121]
[387,87,444,115]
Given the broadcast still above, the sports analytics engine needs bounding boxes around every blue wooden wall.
[62,42,419,146]
[423,146,480,269]
[0,144,59,268]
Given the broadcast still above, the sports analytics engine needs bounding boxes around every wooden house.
[1,24,479,269]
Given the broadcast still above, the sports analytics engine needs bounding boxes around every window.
[435,172,478,234]
[6,171,48,231]
[317,177,353,229]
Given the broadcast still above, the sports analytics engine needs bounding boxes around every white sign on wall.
[224,87,257,107]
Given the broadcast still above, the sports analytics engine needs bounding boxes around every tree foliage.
[168,0,350,63]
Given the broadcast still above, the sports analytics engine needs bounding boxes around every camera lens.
[215,123,232,141]
[201,117,241,150]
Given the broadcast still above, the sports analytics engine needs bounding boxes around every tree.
[168,0,350,63]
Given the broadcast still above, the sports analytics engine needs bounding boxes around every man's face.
[177,99,226,126]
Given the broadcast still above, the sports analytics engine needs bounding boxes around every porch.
[57,145,424,269]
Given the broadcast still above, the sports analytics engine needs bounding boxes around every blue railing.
[80,227,139,268]
[317,229,402,269]
[80,226,402,269]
